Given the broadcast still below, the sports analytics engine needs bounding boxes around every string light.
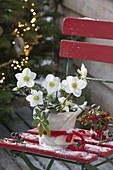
[0,73,5,84]
[12,41,15,44]
[32,24,35,27]
[30,9,34,12]
[25,45,29,48]
[31,3,35,6]
[33,12,36,15]
[26,27,30,31]
[12,0,42,71]
[30,18,36,23]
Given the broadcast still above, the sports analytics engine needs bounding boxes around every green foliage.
[0,88,14,121]
[0,0,63,120]
[32,108,50,136]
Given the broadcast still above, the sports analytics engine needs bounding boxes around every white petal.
[37,91,43,96]
[15,73,22,80]
[30,100,38,107]
[47,88,55,94]
[22,68,30,75]
[65,85,71,93]
[77,68,81,74]
[25,80,35,87]
[55,77,60,83]
[29,72,36,80]
[58,97,66,103]
[73,88,81,97]
[42,80,47,88]
[31,89,37,95]
[45,74,54,81]
[38,98,43,105]
[78,79,87,89]
[17,79,25,88]
[66,76,73,82]
[26,95,33,102]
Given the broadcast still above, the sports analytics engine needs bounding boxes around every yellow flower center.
[24,75,30,82]
[72,82,78,89]
[49,82,55,88]
[34,95,39,101]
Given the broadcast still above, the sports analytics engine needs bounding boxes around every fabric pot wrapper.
[39,105,85,149]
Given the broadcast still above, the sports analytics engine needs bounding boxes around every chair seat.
[0,128,113,164]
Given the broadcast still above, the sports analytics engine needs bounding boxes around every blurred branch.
[0,59,14,68]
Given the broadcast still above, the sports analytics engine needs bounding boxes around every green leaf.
[44,124,51,136]
[39,124,44,137]
[41,113,45,120]
[44,119,49,125]
[32,119,40,126]
[35,109,41,118]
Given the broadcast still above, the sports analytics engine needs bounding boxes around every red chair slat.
[60,40,113,63]
[0,139,97,163]
[84,144,113,157]
[63,17,113,39]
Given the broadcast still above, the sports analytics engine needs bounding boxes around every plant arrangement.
[13,63,113,143]
[13,64,87,136]
[79,104,113,140]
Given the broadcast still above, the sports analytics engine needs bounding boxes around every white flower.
[58,97,78,112]
[77,63,87,79]
[42,74,61,94]
[26,89,43,107]
[58,97,71,112]
[62,76,87,97]
[15,68,36,88]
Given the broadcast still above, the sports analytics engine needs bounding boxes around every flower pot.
[39,107,83,148]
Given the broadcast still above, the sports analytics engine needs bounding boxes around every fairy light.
[30,18,36,23]
[33,12,36,15]
[16,61,19,64]
[26,57,29,60]
[13,60,16,64]
[17,31,20,34]
[30,9,34,12]
[11,64,14,67]
[25,44,29,48]
[32,24,35,27]
[0,79,3,83]
[14,28,18,33]
[18,24,24,28]
[0,73,5,83]
[35,27,39,31]
[23,28,26,32]
[12,0,40,72]
[31,3,35,6]
[12,41,15,44]
[26,27,30,31]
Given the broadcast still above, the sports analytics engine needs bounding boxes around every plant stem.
[86,77,113,84]
[59,93,72,112]
[19,89,27,96]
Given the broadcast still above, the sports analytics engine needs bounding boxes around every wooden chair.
[1,17,113,170]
